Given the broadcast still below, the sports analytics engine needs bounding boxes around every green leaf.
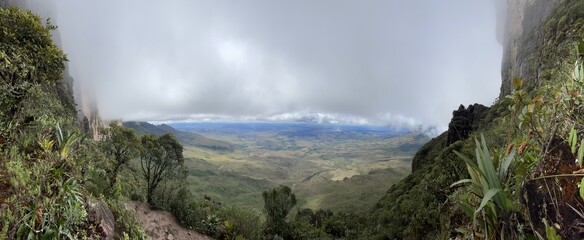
[544,218,562,240]
[512,77,523,90]
[499,148,516,179]
[450,179,472,188]
[580,177,584,201]
[476,188,501,213]
[579,139,584,168]
[458,202,475,218]
[570,126,577,154]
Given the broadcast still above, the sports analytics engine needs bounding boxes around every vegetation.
[364,1,584,239]
[0,7,147,239]
[100,122,140,189]
[148,122,424,211]
[263,185,297,238]
[139,133,184,204]
[3,0,583,239]
[0,12,370,238]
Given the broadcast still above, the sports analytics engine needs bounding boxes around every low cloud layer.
[45,1,501,130]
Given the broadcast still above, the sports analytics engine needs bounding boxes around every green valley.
[126,122,428,212]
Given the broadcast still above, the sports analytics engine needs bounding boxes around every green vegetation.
[451,135,519,238]
[100,122,140,189]
[263,185,297,238]
[0,7,146,239]
[4,0,583,239]
[139,133,184,204]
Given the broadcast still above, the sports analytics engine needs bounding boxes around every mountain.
[123,121,234,151]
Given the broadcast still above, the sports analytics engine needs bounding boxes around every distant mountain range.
[123,121,234,151]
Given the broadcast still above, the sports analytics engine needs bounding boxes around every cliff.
[500,0,583,97]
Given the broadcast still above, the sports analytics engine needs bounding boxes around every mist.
[32,1,502,132]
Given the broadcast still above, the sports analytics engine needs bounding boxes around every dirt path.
[125,201,212,240]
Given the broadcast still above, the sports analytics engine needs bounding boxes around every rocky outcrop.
[125,201,211,240]
[87,200,116,240]
[411,104,488,172]
[446,105,475,146]
[445,104,489,146]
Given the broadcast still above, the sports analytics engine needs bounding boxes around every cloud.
[37,0,502,131]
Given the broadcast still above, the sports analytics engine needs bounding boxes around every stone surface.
[446,105,475,146]
[87,199,115,240]
[125,201,211,240]
[500,0,560,97]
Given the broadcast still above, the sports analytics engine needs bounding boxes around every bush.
[218,206,264,239]
[106,199,148,239]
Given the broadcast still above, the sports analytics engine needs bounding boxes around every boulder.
[87,199,115,240]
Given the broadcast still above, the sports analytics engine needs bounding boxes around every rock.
[445,105,474,146]
[87,199,115,240]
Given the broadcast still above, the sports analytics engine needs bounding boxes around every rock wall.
[500,0,560,97]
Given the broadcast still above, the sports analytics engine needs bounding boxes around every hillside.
[123,121,234,151]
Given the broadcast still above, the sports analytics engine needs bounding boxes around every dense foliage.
[0,7,149,239]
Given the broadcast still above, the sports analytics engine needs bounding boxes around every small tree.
[100,123,140,189]
[139,133,184,204]
[263,185,296,238]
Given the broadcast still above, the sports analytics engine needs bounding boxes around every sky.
[41,1,502,133]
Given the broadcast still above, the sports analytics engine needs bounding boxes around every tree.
[100,122,140,189]
[139,133,184,204]
[263,185,296,238]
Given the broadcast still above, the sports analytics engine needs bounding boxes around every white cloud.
[39,0,502,132]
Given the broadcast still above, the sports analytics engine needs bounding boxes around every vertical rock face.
[500,0,560,97]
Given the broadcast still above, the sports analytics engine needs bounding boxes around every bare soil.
[125,201,212,240]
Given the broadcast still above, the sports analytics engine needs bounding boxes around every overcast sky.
[46,0,502,132]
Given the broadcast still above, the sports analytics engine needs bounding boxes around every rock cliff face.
[500,0,559,97]
[500,0,584,97]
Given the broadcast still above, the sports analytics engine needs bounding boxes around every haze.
[46,1,501,132]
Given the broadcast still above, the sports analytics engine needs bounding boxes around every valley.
[165,122,429,212]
